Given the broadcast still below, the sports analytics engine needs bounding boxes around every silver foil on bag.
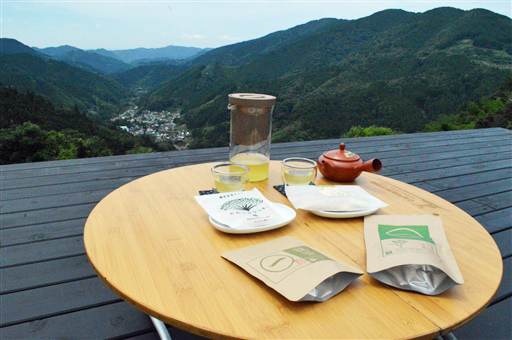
[370,264,456,295]
[300,272,361,302]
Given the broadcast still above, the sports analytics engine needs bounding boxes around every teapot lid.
[323,143,360,162]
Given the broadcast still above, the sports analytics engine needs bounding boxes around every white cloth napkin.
[194,188,282,229]
[285,185,388,212]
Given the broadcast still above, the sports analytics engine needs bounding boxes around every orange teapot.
[318,143,382,182]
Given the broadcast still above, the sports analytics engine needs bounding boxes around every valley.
[0,7,510,163]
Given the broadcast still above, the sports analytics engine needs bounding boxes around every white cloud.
[95,23,102,29]
[180,33,206,40]
[220,34,242,42]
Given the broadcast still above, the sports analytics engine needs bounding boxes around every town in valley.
[111,106,190,149]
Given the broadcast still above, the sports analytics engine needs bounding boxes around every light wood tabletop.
[84,161,503,339]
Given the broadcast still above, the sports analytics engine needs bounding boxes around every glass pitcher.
[228,93,276,182]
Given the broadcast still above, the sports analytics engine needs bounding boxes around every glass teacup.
[211,163,250,192]
[281,158,317,186]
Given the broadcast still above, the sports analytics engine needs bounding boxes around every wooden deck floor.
[1,128,511,339]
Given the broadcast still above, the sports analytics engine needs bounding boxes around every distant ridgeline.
[0,6,511,161]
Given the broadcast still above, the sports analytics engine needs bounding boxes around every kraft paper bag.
[222,236,363,302]
[364,214,464,295]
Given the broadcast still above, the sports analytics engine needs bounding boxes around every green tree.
[127,146,155,154]
[426,76,512,131]
[342,125,398,138]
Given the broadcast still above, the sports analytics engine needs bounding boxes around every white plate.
[309,206,380,218]
[209,203,296,234]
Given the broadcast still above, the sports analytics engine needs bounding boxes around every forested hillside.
[113,61,190,89]
[0,86,162,164]
[142,8,511,148]
[426,76,512,131]
[0,52,129,119]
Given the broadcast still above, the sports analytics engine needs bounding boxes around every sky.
[1,1,511,51]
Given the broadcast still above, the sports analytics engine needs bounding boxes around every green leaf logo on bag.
[378,224,438,257]
[220,198,263,211]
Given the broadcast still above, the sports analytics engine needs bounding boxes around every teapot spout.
[355,158,382,173]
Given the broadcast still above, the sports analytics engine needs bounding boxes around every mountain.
[86,48,119,60]
[34,45,131,73]
[0,41,130,119]
[33,45,82,57]
[93,45,209,64]
[143,7,512,147]
[32,44,209,75]
[53,49,131,73]
[191,18,339,66]
[113,61,190,89]
[1,38,45,57]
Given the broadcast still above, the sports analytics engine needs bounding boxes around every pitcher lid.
[228,93,276,107]
[323,143,361,162]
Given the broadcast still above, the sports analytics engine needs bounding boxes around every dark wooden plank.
[421,168,512,190]
[433,178,512,203]
[1,204,96,229]
[0,189,111,214]
[407,181,443,192]
[271,134,511,162]
[271,128,510,153]
[1,255,94,294]
[0,155,176,181]
[475,208,512,234]
[0,277,121,327]
[0,301,154,339]
[474,191,512,211]
[1,164,170,190]
[453,297,512,340]
[1,218,86,246]
[0,148,226,178]
[492,256,511,304]
[371,143,512,168]
[1,236,84,268]
[455,200,494,217]
[1,178,134,201]
[383,151,511,174]
[493,229,512,258]
[389,160,511,184]
[124,326,216,339]
[0,155,225,199]
[0,150,176,171]
[4,132,508,188]
[123,332,160,340]
[359,138,511,162]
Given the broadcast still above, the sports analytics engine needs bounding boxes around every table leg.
[150,316,172,340]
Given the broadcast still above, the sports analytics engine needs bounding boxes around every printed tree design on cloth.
[221,198,263,211]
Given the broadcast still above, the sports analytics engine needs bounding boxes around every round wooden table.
[84,161,502,339]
